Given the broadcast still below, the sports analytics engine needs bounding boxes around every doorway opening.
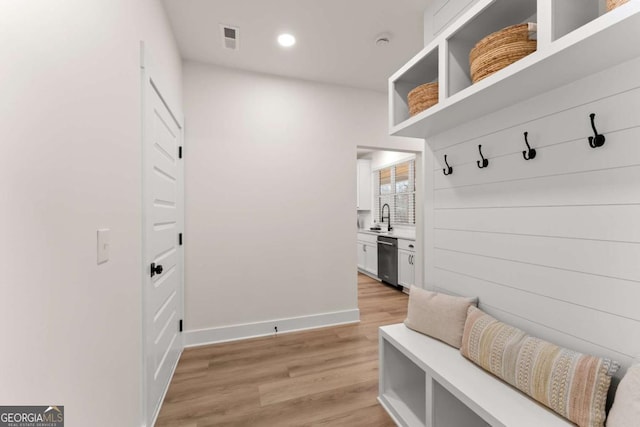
[356,147,423,309]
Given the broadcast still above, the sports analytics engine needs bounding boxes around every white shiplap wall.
[425,56,640,390]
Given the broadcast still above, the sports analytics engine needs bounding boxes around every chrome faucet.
[381,203,392,232]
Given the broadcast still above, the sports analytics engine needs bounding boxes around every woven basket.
[407,82,438,116]
[607,0,629,11]
[469,23,537,84]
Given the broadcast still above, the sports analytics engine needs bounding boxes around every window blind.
[373,160,415,226]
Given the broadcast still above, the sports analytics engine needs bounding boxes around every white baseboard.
[183,309,360,348]
[357,269,381,281]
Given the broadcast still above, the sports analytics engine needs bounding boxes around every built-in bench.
[378,324,574,427]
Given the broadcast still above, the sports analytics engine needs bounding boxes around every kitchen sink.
[368,229,393,235]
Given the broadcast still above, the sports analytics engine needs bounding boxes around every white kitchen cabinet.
[357,232,378,276]
[357,242,377,275]
[398,249,415,288]
[398,239,415,288]
[364,242,377,276]
[357,159,372,210]
[357,241,366,270]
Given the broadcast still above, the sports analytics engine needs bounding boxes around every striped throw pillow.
[460,306,619,427]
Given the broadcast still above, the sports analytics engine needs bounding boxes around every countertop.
[357,229,416,241]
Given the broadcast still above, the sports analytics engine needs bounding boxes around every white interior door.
[142,69,183,426]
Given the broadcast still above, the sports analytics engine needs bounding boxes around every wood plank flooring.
[156,273,408,426]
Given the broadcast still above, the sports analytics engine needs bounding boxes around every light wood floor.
[156,273,408,426]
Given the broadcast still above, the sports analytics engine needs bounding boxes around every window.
[374,160,415,226]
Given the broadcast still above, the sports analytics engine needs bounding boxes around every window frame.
[373,159,416,227]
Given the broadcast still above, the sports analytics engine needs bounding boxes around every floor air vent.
[221,25,239,50]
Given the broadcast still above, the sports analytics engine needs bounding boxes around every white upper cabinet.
[357,159,372,210]
[390,0,640,139]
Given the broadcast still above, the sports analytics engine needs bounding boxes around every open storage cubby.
[432,382,491,427]
[380,339,427,426]
[390,45,439,127]
[388,0,640,138]
[379,338,492,427]
[551,0,602,41]
[446,0,537,97]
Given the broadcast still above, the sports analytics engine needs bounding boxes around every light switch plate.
[97,228,110,264]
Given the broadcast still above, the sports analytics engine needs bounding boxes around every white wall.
[0,1,182,425]
[182,62,423,344]
[424,56,640,395]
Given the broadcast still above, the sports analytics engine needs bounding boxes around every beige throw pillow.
[404,286,478,349]
[607,364,640,427]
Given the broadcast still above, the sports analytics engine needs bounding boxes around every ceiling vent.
[220,25,239,50]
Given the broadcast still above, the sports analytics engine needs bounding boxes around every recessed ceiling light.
[277,33,296,47]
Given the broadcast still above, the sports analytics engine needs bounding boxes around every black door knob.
[150,262,164,277]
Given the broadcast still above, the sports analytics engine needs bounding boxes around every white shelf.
[380,391,427,427]
[390,43,439,128]
[445,0,537,98]
[380,338,427,426]
[389,0,640,139]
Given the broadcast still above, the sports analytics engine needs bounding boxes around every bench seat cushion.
[461,306,619,427]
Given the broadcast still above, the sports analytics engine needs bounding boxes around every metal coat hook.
[443,154,453,176]
[588,113,606,148]
[476,144,489,169]
[522,132,536,160]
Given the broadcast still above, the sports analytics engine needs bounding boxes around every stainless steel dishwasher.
[377,235,398,287]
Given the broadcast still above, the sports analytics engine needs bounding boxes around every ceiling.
[162,0,430,92]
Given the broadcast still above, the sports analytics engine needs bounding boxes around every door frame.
[140,41,185,427]
[355,147,424,291]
